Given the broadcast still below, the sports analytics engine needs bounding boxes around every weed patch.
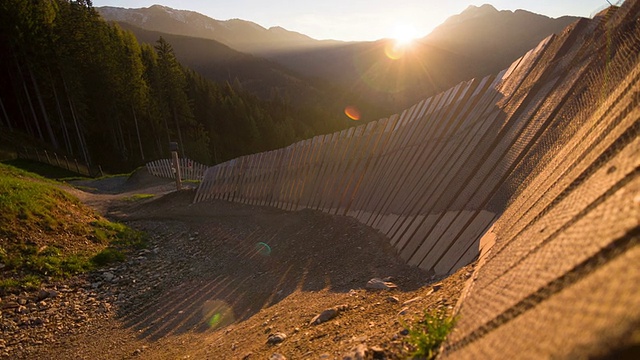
[406,307,457,359]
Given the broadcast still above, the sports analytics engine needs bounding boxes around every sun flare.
[391,23,419,46]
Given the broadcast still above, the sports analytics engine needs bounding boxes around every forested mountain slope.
[0,1,357,172]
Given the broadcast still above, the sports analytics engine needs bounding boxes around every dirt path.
[9,171,472,360]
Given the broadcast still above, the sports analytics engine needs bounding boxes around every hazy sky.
[91,0,616,41]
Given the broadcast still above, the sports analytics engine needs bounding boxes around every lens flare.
[202,300,235,329]
[255,242,272,256]
[344,105,361,120]
[384,42,405,60]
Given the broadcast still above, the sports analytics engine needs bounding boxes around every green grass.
[124,193,155,201]
[0,163,147,295]
[406,307,457,359]
[2,158,87,179]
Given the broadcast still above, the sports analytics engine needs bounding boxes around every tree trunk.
[15,56,44,141]
[50,72,73,154]
[61,75,90,165]
[28,62,59,149]
[0,96,12,131]
[172,106,185,155]
[132,105,145,160]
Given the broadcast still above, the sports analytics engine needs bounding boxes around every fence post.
[44,150,51,164]
[74,159,80,174]
[98,165,104,178]
[55,153,60,167]
[170,142,182,191]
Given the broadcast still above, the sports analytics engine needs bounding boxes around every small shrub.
[407,307,457,359]
[21,274,42,291]
[91,248,125,266]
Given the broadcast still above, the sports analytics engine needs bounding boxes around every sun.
[391,23,420,46]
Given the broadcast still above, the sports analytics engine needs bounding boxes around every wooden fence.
[194,1,638,284]
[194,3,639,357]
[146,157,208,181]
[17,147,103,177]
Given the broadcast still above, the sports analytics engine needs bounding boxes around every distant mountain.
[97,5,341,54]
[423,4,580,76]
[266,4,580,109]
[113,22,389,129]
[99,4,581,113]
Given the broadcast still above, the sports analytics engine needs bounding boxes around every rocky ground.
[1,170,473,359]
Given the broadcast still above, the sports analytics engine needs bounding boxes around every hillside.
[267,5,579,109]
[99,4,579,112]
[97,5,341,54]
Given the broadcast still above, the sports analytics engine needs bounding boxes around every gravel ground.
[2,171,473,359]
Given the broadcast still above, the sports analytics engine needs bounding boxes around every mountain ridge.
[98,4,581,112]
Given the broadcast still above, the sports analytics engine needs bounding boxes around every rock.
[366,278,398,290]
[399,328,410,336]
[310,305,348,325]
[402,296,422,306]
[370,346,386,359]
[269,354,286,360]
[310,308,338,325]
[267,332,287,345]
[37,290,50,301]
[432,283,443,292]
[102,272,115,282]
[47,289,59,298]
[343,343,368,360]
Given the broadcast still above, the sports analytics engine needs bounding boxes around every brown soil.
[3,170,473,359]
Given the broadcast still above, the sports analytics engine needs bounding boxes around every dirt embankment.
[5,170,472,359]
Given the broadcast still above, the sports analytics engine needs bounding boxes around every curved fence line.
[193,3,639,358]
[146,158,208,181]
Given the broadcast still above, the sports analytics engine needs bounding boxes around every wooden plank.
[256,151,276,206]
[380,77,492,236]
[336,120,386,215]
[310,129,348,210]
[325,125,369,214]
[318,127,356,212]
[268,146,292,208]
[475,104,640,290]
[286,139,312,211]
[373,81,477,230]
[409,70,571,268]
[342,118,391,216]
[389,72,507,249]
[439,210,497,274]
[297,135,329,210]
[363,101,432,227]
[363,100,450,227]
[244,152,263,205]
[347,115,399,218]
[293,136,323,210]
[494,61,640,248]
[418,209,491,271]
[305,133,339,210]
[277,142,302,210]
[352,111,410,223]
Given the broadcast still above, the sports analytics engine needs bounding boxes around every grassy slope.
[0,163,144,294]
